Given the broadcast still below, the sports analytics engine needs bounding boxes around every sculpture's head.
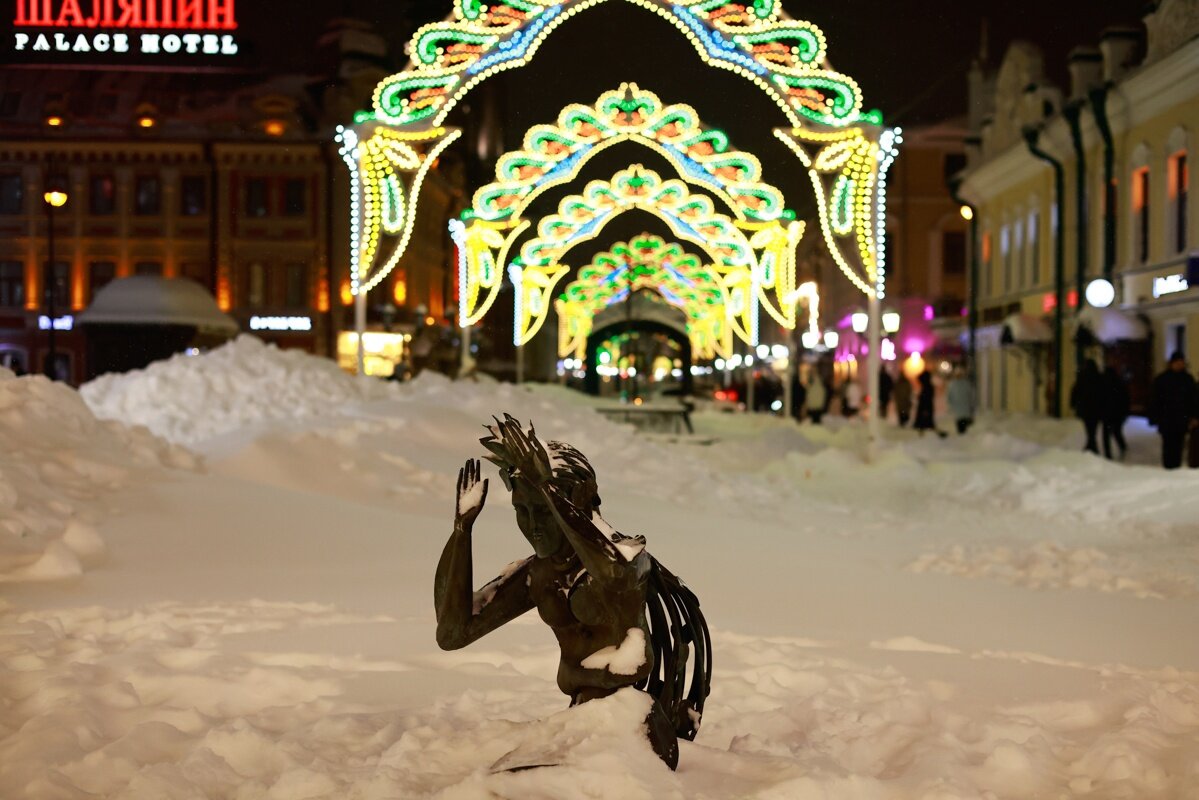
[482,417,600,560]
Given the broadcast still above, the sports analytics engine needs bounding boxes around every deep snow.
[2,339,1198,798]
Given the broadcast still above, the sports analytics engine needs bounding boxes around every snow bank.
[0,368,195,582]
[80,335,398,447]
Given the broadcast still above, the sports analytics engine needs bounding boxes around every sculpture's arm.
[539,484,641,587]
[435,459,535,650]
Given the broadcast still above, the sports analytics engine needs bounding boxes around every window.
[89,175,116,216]
[1168,151,1188,254]
[1013,217,1025,289]
[1132,165,1150,263]
[247,262,266,307]
[942,232,966,276]
[1027,211,1040,286]
[134,261,162,276]
[44,261,70,308]
[981,231,993,298]
[0,173,23,215]
[88,261,116,301]
[134,175,161,215]
[1000,225,1011,294]
[245,178,268,218]
[283,178,306,217]
[0,348,26,374]
[284,262,308,307]
[180,176,207,217]
[0,261,24,307]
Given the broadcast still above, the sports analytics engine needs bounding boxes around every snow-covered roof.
[1077,306,1149,343]
[1002,313,1053,344]
[78,276,238,333]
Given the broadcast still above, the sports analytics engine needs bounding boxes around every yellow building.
[961,2,1198,416]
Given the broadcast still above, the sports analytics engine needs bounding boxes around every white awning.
[1076,306,1148,343]
[78,276,238,334]
[1001,313,1053,344]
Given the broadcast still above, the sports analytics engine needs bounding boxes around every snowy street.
[3,339,1198,798]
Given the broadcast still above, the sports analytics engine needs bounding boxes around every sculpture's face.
[511,480,564,559]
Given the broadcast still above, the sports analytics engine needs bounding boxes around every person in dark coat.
[1148,352,1199,469]
[1070,359,1103,454]
[893,373,913,426]
[1100,362,1130,461]
[790,372,807,422]
[877,366,894,421]
[913,370,936,434]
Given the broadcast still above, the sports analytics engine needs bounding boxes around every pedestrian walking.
[790,372,807,422]
[1148,352,1198,469]
[843,380,862,417]
[806,372,827,424]
[913,370,937,435]
[1070,359,1103,454]
[945,368,975,434]
[893,373,913,427]
[1100,362,1130,460]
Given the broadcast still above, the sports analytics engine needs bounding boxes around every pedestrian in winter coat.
[913,370,937,434]
[945,369,975,434]
[1070,359,1104,454]
[878,367,894,420]
[1148,352,1199,469]
[806,373,827,424]
[790,373,807,422]
[893,374,913,426]
[1100,364,1130,460]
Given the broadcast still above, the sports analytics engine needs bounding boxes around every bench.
[595,403,694,434]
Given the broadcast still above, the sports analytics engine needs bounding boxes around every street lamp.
[42,175,68,379]
[882,311,901,334]
[851,311,868,333]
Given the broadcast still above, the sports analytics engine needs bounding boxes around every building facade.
[961,0,1198,416]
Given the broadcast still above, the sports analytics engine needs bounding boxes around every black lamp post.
[42,174,69,380]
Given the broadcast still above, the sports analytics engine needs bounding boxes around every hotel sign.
[1152,274,1188,298]
[8,0,240,63]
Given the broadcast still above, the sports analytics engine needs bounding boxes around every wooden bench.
[595,404,694,434]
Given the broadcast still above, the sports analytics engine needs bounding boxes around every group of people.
[1068,358,1131,461]
[785,366,974,435]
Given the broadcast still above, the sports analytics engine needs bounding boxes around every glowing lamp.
[851,312,868,333]
[137,116,156,129]
[882,311,901,333]
[756,344,769,359]
[823,331,839,349]
[728,354,743,369]
[801,331,819,349]
[714,358,726,370]
[959,205,974,221]
[771,344,789,360]
[424,315,436,326]
[43,190,68,208]
[45,115,64,128]
[264,120,286,137]
[1085,278,1115,309]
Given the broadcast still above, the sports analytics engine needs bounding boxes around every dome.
[77,276,238,334]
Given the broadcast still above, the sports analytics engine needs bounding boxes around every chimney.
[1099,27,1142,82]
[1067,47,1103,99]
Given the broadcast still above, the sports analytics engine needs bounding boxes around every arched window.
[1166,128,1189,255]
[1026,203,1041,287]
[1000,222,1011,294]
[1012,207,1025,290]
[248,263,266,308]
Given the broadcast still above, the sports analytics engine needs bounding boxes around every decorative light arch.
[339,0,898,308]
[557,234,731,361]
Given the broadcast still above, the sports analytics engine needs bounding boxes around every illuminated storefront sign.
[10,0,239,60]
[38,314,73,331]
[1152,274,1188,298]
[249,315,312,332]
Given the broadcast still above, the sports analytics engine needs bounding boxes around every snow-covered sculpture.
[435,414,711,769]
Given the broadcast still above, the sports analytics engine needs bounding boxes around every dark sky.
[243,0,1146,125]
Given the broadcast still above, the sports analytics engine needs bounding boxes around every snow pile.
[0,368,195,582]
[81,335,398,447]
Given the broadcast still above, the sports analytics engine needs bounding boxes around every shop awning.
[1076,306,1149,343]
[1001,313,1053,344]
[78,276,238,334]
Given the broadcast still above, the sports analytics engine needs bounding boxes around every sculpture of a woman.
[434,415,710,769]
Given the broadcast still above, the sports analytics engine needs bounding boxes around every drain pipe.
[1089,86,1117,284]
[1062,101,1088,370]
[1023,126,1065,418]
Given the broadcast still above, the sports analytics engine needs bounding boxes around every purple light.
[903,337,926,353]
[923,305,934,321]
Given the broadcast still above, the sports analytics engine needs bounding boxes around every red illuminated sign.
[11,0,239,58]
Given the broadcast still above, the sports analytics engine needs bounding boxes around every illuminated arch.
[367,0,869,132]
[557,234,732,361]
[469,83,788,224]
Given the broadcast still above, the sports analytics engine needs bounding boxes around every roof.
[77,276,238,333]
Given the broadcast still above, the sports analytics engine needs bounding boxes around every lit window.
[1131,165,1150,263]
[1168,151,1188,254]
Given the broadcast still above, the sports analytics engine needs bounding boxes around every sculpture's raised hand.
[455,458,488,533]
[499,418,552,487]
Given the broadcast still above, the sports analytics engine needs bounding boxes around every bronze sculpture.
[434,414,711,769]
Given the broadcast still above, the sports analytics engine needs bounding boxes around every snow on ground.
[0,367,196,582]
[3,339,1199,798]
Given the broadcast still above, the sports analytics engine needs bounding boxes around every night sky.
[241,0,1146,125]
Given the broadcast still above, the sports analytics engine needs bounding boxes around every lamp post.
[42,178,68,380]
